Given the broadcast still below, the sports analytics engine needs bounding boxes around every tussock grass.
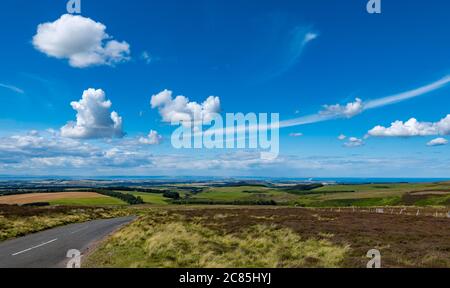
[84,214,349,268]
[0,206,130,241]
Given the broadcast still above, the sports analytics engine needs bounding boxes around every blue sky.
[0,0,449,177]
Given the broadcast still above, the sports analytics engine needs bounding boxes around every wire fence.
[312,207,450,219]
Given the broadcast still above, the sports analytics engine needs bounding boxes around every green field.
[2,182,449,208]
[184,182,450,207]
[313,182,450,195]
[1,182,449,268]
[49,197,127,206]
[191,186,299,203]
[291,182,450,207]
[126,192,170,205]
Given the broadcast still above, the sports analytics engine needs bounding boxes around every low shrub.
[163,191,180,200]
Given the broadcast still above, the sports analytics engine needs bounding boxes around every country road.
[0,216,136,268]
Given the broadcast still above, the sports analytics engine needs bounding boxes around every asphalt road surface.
[0,216,135,268]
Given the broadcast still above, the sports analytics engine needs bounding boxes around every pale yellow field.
[0,192,109,205]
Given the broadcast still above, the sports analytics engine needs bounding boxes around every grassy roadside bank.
[83,209,348,268]
[83,207,450,268]
[0,204,132,242]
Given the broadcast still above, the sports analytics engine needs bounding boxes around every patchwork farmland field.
[0,180,449,268]
[1,181,449,208]
[126,192,170,205]
[169,182,450,207]
[0,192,126,206]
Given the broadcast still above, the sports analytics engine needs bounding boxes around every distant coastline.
[0,175,448,184]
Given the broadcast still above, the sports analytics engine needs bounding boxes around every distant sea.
[273,178,450,184]
[0,175,448,184]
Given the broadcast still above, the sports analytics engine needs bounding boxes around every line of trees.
[0,189,68,196]
[101,187,170,194]
[172,199,277,206]
[93,189,144,205]
[163,191,180,200]
[283,183,324,195]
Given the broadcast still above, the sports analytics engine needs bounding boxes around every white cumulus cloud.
[320,98,364,118]
[139,130,162,145]
[151,89,221,125]
[368,115,450,137]
[427,137,448,147]
[338,134,346,141]
[33,14,130,68]
[61,88,124,139]
[344,137,364,147]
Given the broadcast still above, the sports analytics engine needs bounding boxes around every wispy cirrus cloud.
[195,75,450,140]
[279,75,450,129]
[141,51,154,64]
[269,27,318,78]
[0,83,24,94]
[364,75,450,110]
